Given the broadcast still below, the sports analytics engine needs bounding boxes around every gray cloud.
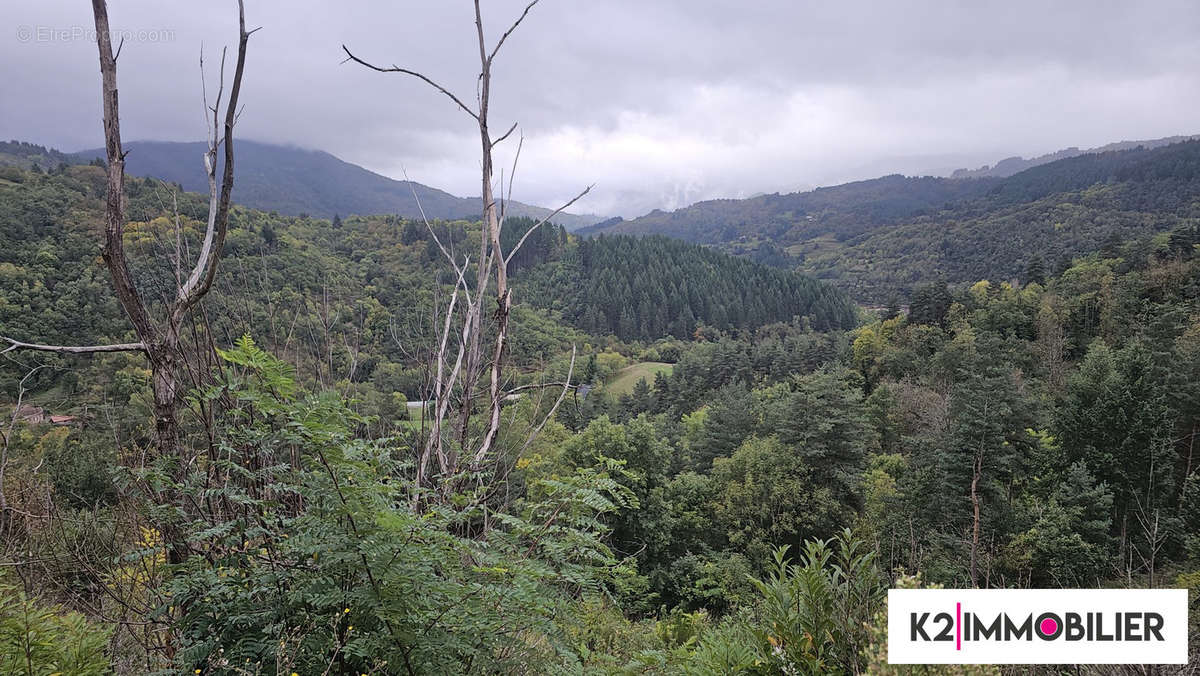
[2,1,1198,217]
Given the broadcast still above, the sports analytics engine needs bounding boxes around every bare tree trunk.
[1036,295,1066,394]
[92,0,255,562]
[970,451,982,587]
[150,330,181,468]
[344,0,588,503]
[88,0,253,475]
[1183,423,1195,493]
[0,368,45,535]
[92,0,160,347]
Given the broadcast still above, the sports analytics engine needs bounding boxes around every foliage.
[746,530,884,674]
[521,233,859,340]
[146,336,635,674]
[0,583,110,675]
[588,139,1200,302]
[5,140,1200,670]
[861,575,1001,676]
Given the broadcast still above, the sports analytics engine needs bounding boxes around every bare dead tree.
[969,397,990,588]
[1132,493,1166,588]
[1035,294,1068,394]
[2,1,255,559]
[0,365,52,535]
[344,0,590,492]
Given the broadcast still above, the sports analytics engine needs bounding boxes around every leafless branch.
[352,0,588,503]
[403,170,471,292]
[340,45,479,121]
[499,135,524,225]
[492,121,519,147]
[488,0,539,63]
[504,183,593,265]
[2,338,146,355]
[504,380,577,397]
[177,0,253,315]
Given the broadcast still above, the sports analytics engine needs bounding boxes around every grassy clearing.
[605,362,673,396]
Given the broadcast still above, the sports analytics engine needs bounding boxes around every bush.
[0,584,110,675]
[163,336,635,674]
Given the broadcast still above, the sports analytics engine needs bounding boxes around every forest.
[588,140,1200,303]
[5,157,1199,672]
[514,228,858,341]
[2,1,1199,674]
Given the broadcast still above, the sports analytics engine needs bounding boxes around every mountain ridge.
[949,134,1200,179]
[581,138,1200,301]
[0,139,604,230]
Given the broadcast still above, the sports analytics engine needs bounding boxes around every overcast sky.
[3,1,1199,217]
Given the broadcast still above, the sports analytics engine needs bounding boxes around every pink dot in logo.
[1039,617,1059,635]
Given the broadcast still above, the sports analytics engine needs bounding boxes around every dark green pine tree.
[1024,254,1046,286]
[1168,226,1198,258]
[1053,253,1073,277]
[582,354,598,384]
[690,384,755,470]
[882,294,902,321]
[908,282,951,327]
[617,307,637,340]
[1100,231,1122,258]
[401,219,424,245]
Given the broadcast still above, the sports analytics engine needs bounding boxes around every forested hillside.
[4,0,1200,669]
[4,155,1199,672]
[542,228,1200,669]
[515,230,858,341]
[586,140,1200,303]
[0,164,842,421]
[579,173,998,245]
[1,139,603,229]
[0,140,79,170]
[0,164,589,424]
[950,134,1199,178]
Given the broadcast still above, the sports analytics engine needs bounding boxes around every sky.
[3,1,1199,218]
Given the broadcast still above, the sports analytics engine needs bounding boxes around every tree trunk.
[88,0,252,564]
[1184,423,1195,493]
[970,452,982,587]
[150,347,180,466]
[0,444,8,535]
[343,0,587,495]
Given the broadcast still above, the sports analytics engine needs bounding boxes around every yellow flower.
[195,671,202,674]
[343,607,350,614]
[348,626,353,631]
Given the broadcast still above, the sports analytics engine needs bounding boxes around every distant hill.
[517,231,858,341]
[584,139,1200,301]
[0,140,78,170]
[581,173,1001,244]
[0,163,853,370]
[52,139,602,229]
[949,135,1199,179]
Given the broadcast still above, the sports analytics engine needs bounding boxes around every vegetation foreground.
[1,0,1199,674]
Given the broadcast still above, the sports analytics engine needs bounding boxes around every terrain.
[0,139,604,229]
[3,135,1200,673]
[950,134,1200,178]
[583,139,1200,302]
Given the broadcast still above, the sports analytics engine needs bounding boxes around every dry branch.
[346,0,589,497]
[2,337,146,355]
[340,46,479,121]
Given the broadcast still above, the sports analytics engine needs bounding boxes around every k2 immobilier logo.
[888,589,1188,664]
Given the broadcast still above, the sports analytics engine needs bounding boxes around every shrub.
[0,584,110,675]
